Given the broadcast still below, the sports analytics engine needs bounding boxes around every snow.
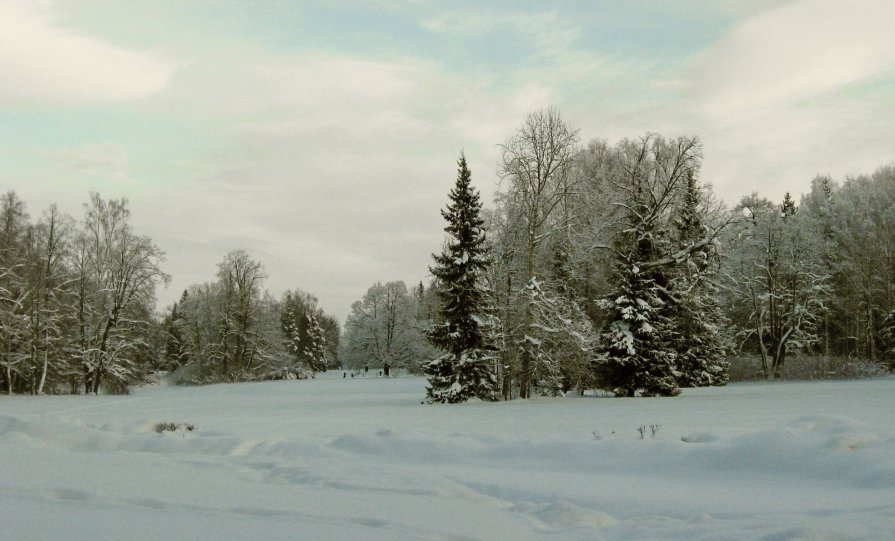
[2,375,894,540]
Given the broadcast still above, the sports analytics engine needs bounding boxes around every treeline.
[338,281,439,373]
[351,108,893,401]
[0,192,338,394]
[0,192,167,395]
[160,250,340,384]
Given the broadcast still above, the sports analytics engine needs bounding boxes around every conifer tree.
[781,191,798,219]
[303,312,328,372]
[423,154,497,403]
[593,135,705,397]
[280,296,301,367]
[670,171,729,387]
[595,250,680,397]
[163,292,190,370]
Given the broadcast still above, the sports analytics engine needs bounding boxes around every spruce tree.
[423,154,497,403]
[280,296,301,368]
[595,251,680,397]
[781,191,797,219]
[303,312,328,373]
[670,171,729,387]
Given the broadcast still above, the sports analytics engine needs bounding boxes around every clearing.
[1,373,893,540]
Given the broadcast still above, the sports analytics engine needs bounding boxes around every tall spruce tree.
[423,154,498,403]
[280,296,301,368]
[303,312,328,373]
[593,135,705,397]
[670,171,729,387]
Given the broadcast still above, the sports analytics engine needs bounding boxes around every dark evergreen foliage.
[670,172,729,387]
[595,252,681,397]
[423,154,498,403]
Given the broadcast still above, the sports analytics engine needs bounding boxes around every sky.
[2,0,894,323]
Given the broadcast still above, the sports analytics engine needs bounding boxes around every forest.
[0,192,339,394]
[341,109,894,401]
[2,108,893,396]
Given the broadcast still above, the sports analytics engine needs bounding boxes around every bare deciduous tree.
[499,108,580,398]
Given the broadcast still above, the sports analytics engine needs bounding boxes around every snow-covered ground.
[1,374,893,540]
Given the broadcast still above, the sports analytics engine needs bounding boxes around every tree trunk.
[37,346,48,395]
[519,230,537,400]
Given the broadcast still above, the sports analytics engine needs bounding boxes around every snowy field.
[1,374,894,541]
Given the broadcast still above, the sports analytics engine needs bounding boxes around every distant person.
[343,372,346,379]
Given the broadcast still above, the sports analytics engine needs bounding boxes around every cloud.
[130,50,529,317]
[682,0,895,205]
[693,0,895,115]
[0,1,178,105]
[51,143,133,183]
[421,10,581,57]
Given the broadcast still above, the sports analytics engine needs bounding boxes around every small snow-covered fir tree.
[595,254,680,397]
[423,153,498,403]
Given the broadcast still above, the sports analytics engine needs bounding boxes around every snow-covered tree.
[423,153,498,403]
[0,191,32,394]
[523,277,596,395]
[341,281,430,372]
[723,194,831,379]
[302,311,328,373]
[498,108,581,398]
[216,250,265,377]
[670,171,729,387]
[73,193,169,394]
[594,135,721,397]
[280,297,301,363]
[880,308,895,369]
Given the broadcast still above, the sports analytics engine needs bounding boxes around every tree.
[303,311,328,373]
[423,154,497,403]
[880,308,895,369]
[723,194,830,379]
[830,167,895,359]
[799,176,838,358]
[0,192,31,393]
[216,250,266,377]
[73,193,169,394]
[341,281,428,372]
[670,171,729,387]
[593,134,723,396]
[163,290,190,370]
[280,295,302,367]
[499,108,580,398]
[24,205,76,394]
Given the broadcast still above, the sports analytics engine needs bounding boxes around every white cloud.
[51,143,133,183]
[693,0,895,115]
[683,0,895,205]
[421,10,581,57]
[134,49,540,317]
[0,1,178,105]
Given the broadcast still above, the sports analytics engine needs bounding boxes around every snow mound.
[680,431,717,443]
[691,415,895,489]
[515,500,619,530]
[762,526,850,541]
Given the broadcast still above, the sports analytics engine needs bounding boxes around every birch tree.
[499,108,580,398]
[75,193,169,394]
[723,194,830,379]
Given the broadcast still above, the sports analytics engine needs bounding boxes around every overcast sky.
[2,0,894,323]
